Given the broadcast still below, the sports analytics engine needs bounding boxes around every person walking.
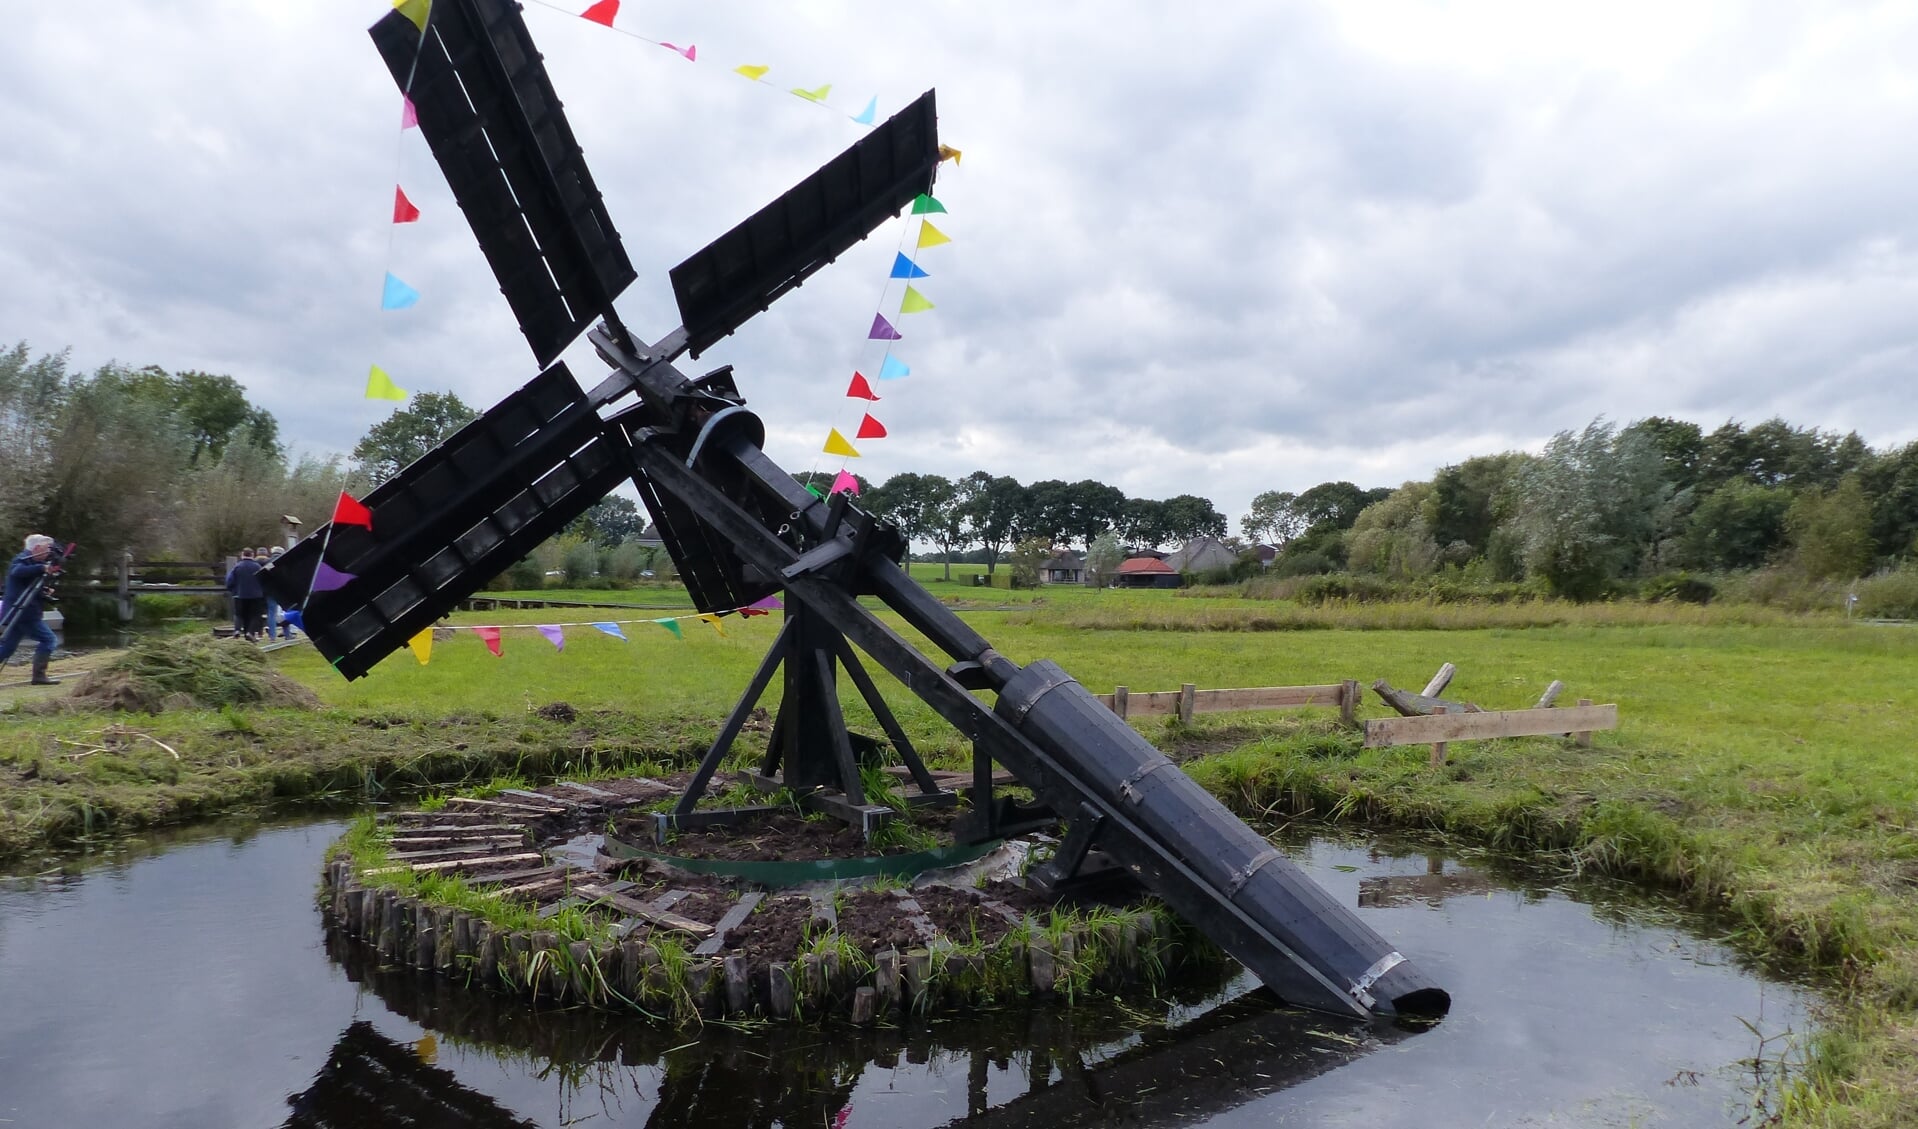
[262,545,294,638]
[0,534,65,684]
[226,548,266,642]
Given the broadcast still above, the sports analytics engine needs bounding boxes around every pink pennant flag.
[476,625,502,657]
[400,97,418,130]
[660,41,696,61]
[538,625,565,651]
[393,186,420,224]
[868,314,901,341]
[830,470,861,496]
[311,562,355,592]
[580,0,618,26]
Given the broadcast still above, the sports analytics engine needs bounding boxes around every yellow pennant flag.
[698,613,725,637]
[938,144,963,166]
[366,365,409,401]
[791,84,832,102]
[393,0,431,32]
[734,64,769,80]
[916,221,951,250]
[823,428,860,458]
[899,285,934,314]
[408,627,432,665]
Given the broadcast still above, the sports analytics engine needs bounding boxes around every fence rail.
[1098,680,1360,725]
[1363,700,1617,765]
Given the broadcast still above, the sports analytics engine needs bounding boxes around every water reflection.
[0,819,1810,1128]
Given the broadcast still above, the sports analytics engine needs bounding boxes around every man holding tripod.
[0,534,66,685]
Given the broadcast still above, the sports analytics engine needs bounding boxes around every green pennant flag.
[899,286,935,314]
[911,193,946,215]
[655,618,683,639]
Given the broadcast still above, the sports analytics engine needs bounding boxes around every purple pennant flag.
[747,595,784,611]
[311,562,356,592]
[868,313,901,341]
[538,625,565,651]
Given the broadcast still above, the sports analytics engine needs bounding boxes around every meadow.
[3,584,1918,1122]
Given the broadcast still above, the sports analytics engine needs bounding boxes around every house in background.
[1163,535,1238,576]
[1041,549,1086,585]
[1114,556,1181,589]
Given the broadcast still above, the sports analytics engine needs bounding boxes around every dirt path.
[0,648,126,704]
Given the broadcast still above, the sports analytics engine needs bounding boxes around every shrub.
[1641,572,1715,605]
[1855,566,1918,620]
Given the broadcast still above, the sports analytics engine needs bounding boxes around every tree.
[1158,494,1227,543]
[1346,482,1440,578]
[568,495,643,546]
[1622,417,1704,495]
[1118,497,1170,549]
[350,392,478,481]
[1065,480,1127,551]
[1019,479,1074,547]
[1008,536,1052,589]
[1788,476,1876,580]
[1506,419,1669,598]
[959,472,1025,575]
[1676,481,1792,571]
[1859,440,1918,559]
[1085,531,1124,587]
[867,472,953,557]
[1241,490,1303,546]
[1427,454,1528,557]
[792,469,871,499]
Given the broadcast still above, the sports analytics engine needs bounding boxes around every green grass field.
[5,589,1918,1122]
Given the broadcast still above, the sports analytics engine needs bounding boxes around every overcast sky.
[5,1,1916,534]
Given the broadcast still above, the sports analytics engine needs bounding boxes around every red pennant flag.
[331,491,373,530]
[580,0,618,26]
[846,371,880,401]
[476,626,502,657]
[393,186,420,224]
[856,413,887,440]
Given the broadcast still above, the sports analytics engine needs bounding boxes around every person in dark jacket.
[0,534,63,684]
[226,547,266,642]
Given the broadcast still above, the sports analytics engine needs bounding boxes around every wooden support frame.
[1101,680,1362,726]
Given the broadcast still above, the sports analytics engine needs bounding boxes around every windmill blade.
[262,365,627,679]
[371,0,636,367]
[670,90,940,359]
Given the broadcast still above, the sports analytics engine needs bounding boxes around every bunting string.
[394,595,782,666]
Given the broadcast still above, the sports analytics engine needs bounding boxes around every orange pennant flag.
[917,222,951,250]
[823,428,860,458]
[856,413,887,439]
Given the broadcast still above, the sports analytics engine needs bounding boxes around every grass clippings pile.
[66,636,319,713]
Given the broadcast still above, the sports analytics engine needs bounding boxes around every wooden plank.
[1536,680,1566,709]
[556,781,621,799]
[377,822,523,835]
[362,851,542,876]
[695,892,766,956]
[444,796,566,816]
[1421,663,1457,698]
[579,885,716,938]
[498,788,588,809]
[1363,704,1618,749]
[1194,685,1347,711]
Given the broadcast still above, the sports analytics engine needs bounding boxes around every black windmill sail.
[264,0,1451,1022]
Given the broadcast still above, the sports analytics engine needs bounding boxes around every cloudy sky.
[5,1,1916,534]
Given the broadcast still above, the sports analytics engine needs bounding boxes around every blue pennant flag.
[889,253,929,280]
[853,96,877,125]
[877,354,910,380]
[380,272,420,310]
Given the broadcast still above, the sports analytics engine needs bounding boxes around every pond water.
[0,817,1811,1128]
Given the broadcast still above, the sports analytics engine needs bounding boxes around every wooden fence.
[1362,700,1617,765]
[1097,681,1361,726]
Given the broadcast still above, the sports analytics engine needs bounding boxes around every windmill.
[263,0,1449,1022]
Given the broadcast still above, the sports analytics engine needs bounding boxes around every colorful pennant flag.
[889,253,928,280]
[538,624,565,651]
[877,355,910,380]
[592,621,627,640]
[855,413,887,439]
[580,0,618,27]
[823,429,860,458]
[853,97,877,125]
[655,618,683,639]
[393,0,431,33]
[804,483,825,500]
[408,627,432,665]
[899,286,934,314]
[698,613,725,637]
[748,595,784,612]
[476,625,502,656]
[401,97,418,130]
[911,193,947,215]
[735,64,770,80]
[846,371,880,400]
[366,365,408,401]
[381,273,420,310]
[660,41,696,61]
[331,491,374,530]
[938,144,963,165]
[831,470,861,496]
[916,222,951,250]
[393,186,421,224]
[312,562,356,592]
[868,314,901,341]
[791,84,832,102]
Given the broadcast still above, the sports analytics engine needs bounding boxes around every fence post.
[1536,680,1565,709]
[1429,706,1448,767]
[1339,679,1359,728]
[118,551,134,622]
[1178,684,1196,725]
[1575,698,1593,747]
[1113,686,1129,720]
